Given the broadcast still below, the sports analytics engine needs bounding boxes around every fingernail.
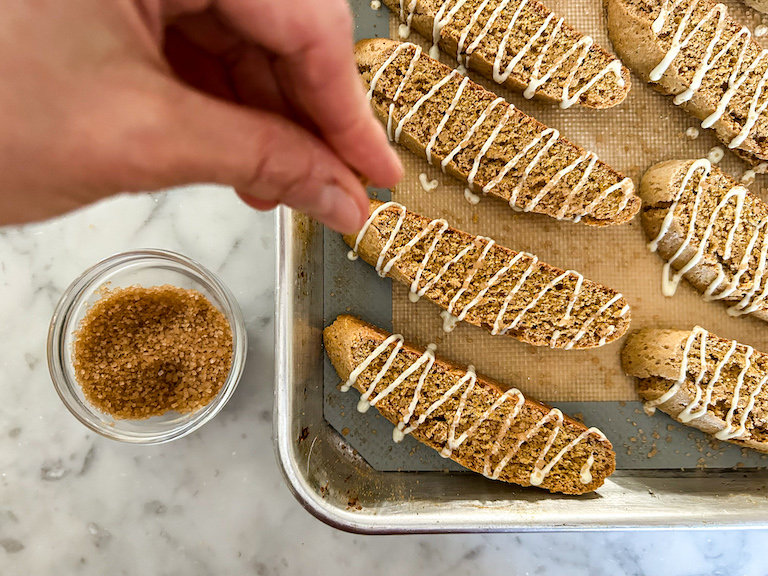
[312,185,366,235]
[386,146,404,181]
[374,127,404,186]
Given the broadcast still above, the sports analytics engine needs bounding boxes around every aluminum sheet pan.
[273,0,768,533]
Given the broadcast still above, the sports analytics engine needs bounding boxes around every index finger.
[214,0,403,188]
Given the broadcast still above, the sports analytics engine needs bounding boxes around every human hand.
[0,0,402,233]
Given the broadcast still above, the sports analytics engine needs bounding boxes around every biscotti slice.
[385,0,631,109]
[623,327,768,453]
[606,0,768,164]
[641,158,768,322]
[325,315,616,493]
[356,39,640,226]
[345,199,631,349]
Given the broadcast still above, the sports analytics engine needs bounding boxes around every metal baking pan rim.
[273,207,768,533]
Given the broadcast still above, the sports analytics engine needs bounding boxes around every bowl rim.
[47,248,247,444]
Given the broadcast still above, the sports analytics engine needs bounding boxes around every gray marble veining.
[0,186,766,576]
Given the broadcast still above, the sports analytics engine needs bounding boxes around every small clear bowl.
[47,249,247,444]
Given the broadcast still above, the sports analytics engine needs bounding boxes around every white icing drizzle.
[650,0,768,150]
[348,201,625,345]
[716,345,753,439]
[467,106,516,191]
[366,43,423,142]
[464,187,480,204]
[440,309,459,332]
[649,159,768,316]
[398,0,418,38]
[580,454,595,484]
[563,294,624,350]
[644,327,765,442]
[364,43,633,222]
[708,146,724,164]
[396,69,461,143]
[417,0,623,108]
[441,97,505,172]
[431,0,471,59]
[644,326,707,412]
[343,335,603,485]
[426,75,470,164]
[419,173,439,192]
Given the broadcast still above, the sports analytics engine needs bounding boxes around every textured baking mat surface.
[323,0,768,471]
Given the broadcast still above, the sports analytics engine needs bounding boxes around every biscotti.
[385,0,631,109]
[623,327,768,453]
[606,0,768,164]
[345,199,632,349]
[325,315,616,493]
[356,39,640,226]
[640,159,768,322]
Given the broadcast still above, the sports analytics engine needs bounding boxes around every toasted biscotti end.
[345,199,632,349]
[638,158,747,227]
[621,328,692,382]
[354,38,395,71]
[605,0,665,81]
[622,327,768,453]
[382,0,630,109]
[324,315,616,493]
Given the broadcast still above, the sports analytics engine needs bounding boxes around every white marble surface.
[0,187,766,576]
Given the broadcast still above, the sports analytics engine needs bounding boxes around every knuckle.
[245,125,324,205]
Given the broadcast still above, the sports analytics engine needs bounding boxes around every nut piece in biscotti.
[606,0,768,165]
[623,327,768,453]
[324,315,616,493]
[383,0,631,109]
[640,158,768,322]
[355,38,640,226]
[345,199,631,349]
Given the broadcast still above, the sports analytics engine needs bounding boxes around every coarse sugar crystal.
[72,284,233,419]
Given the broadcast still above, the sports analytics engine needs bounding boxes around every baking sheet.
[324,0,768,471]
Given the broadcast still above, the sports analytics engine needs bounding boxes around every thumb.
[154,84,370,234]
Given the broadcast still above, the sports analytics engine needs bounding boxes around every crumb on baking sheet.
[72,284,233,419]
[708,146,724,164]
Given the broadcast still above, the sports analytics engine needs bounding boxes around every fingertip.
[350,185,371,228]
[305,183,367,234]
[366,126,404,188]
[380,147,405,187]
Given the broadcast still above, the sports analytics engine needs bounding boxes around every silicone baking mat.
[323,0,768,471]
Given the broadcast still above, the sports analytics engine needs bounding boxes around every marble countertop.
[0,187,765,576]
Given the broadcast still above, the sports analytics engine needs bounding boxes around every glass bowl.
[47,249,247,444]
